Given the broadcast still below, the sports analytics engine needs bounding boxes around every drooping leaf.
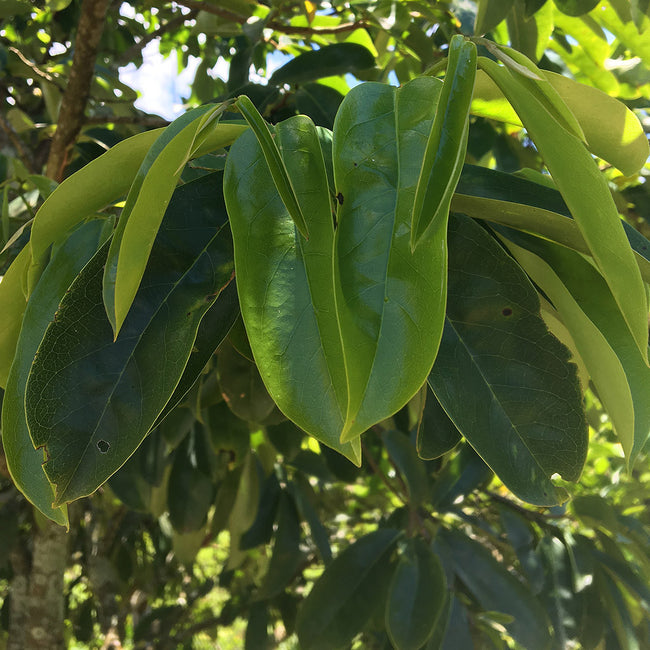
[104,104,236,335]
[385,538,447,650]
[268,43,375,86]
[2,220,108,524]
[333,78,449,441]
[24,173,235,506]
[416,386,462,460]
[295,528,401,650]
[552,0,599,16]
[437,528,552,649]
[478,56,648,361]
[257,492,304,599]
[428,213,587,506]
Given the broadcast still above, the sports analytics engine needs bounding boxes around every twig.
[361,440,407,504]
[7,46,66,92]
[178,0,369,35]
[45,0,113,181]
[117,10,199,65]
[83,115,169,128]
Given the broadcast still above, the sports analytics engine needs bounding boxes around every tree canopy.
[1,0,650,648]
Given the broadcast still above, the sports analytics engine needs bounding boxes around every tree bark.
[45,0,112,181]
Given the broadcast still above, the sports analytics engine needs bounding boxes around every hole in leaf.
[502,307,513,317]
[97,440,110,454]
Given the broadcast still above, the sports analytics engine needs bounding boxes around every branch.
[117,9,199,65]
[45,0,113,181]
[178,0,369,35]
[7,47,67,92]
[84,115,169,128]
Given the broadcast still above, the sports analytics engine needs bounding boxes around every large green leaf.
[502,233,650,464]
[24,174,235,506]
[268,43,375,86]
[475,0,516,34]
[295,528,401,650]
[416,386,462,460]
[333,79,449,441]
[2,220,108,524]
[436,528,552,649]
[385,538,447,650]
[428,214,587,506]
[479,56,648,361]
[453,165,650,284]
[226,77,451,455]
[499,231,637,461]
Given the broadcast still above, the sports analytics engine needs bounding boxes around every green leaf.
[543,71,650,177]
[453,165,650,285]
[217,341,277,422]
[333,78,450,441]
[24,174,235,506]
[168,427,215,532]
[428,214,587,506]
[430,443,493,511]
[437,528,552,649]
[500,233,635,460]
[0,245,29,388]
[2,220,108,525]
[268,43,375,86]
[224,116,360,463]
[295,83,344,130]
[552,0,599,16]
[383,430,428,507]
[257,492,304,599]
[0,0,32,18]
[416,386,462,460]
[410,36,476,251]
[478,56,649,362]
[386,539,447,650]
[475,0,516,34]
[104,104,236,336]
[295,528,401,650]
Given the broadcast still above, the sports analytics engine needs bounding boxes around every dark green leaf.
[295,83,344,130]
[24,173,235,506]
[245,602,271,650]
[475,0,516,34]
[416,387,462,460]
[257,492,304,599]
[428,213,587,506]
[2,219,108,524]
[269,43,375,86]
[552,0,600,15]
[383,430,428,507]
[386,539,447,650]
[437,528,552,649]
[240,472,281,550]
[438,596,473,650]
[296,528,401,650]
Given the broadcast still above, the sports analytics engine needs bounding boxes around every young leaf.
[2,220,107,525]
[410,35,476,251]
[24,174,235,506]
[478,56,649,362]
[104,104,236,336]
[428,214,587,506]
[295,528,401,650]
[386,539,447,650]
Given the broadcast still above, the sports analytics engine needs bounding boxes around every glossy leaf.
[479,56,648,361]
[268,43,375,86]
[2,220,108,524]
[333,78,449,441]
[295,528,401,650]
[386,538,447,650]
[410,35,476,250]
[500,232,637,460]
[437,528,552,649]
[24,174,235,506]
[428,214,587,506]
[104,104,235,335]
[224,116,360,463]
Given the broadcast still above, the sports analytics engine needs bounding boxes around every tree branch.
[117,9,199,65]
[45,0,113,181]
[178,0,369,35]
